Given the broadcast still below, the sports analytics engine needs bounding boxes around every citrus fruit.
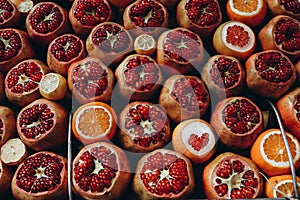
[72,102,117,144]
[250,128,300,176]
[134,34,156,55]
[0,138,27,166]
[39,72,67,101]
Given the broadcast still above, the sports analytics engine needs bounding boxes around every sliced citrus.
[39,72,67,101]
[250,128,300,176]
[0,138,27,166]
[134,34,156,55]
[72,102,117,144]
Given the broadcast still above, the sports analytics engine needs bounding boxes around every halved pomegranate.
[115,54,163,101]
[123,0,169,37]
[159,75,210,123]
[0,0,20,28]
[0,28,35,73]
[201,55,245,98]
[266,0,300,19]
[5,59,50,107]
[16,98,68,151]
[0,105,16,147]
[259,15,300,60]
[172,118,217,163]
[67,56,114,104]
[133,148,195,199]
[86,22,133,66]
[210,96,263,149]
[118,101,170,153]
[245,50,296,99]
[0,72,4,103]
[11,151,68,199]
[47,34,86,76]
[25,1,70,45]
[69,0,111,38]
[0,160,12,196]
[156,27,204,75]
[72,142,131,199]
[176,0,222,38]
[203,152,263,199]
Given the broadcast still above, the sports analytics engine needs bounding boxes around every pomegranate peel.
[0,160,13,196]
[0,105,16,147]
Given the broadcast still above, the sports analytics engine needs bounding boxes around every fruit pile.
[0,0,299,199]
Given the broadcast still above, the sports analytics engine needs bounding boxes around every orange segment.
[233,0,258,13]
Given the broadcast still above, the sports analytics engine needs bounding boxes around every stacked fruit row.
[0,0,299,199]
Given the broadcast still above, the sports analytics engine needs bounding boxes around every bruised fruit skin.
[0,105,16,147]
[0,0,21,28]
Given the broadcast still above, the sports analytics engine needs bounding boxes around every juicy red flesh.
[222,98,260,134]
[255,51,293,83]
[92,24,131,53]
[163,29,202,63]
[19,103,54,139]
[71,60,108,98]
[188,133,209,151]
[0,118,3,141]
[226,25,250,48]
[275,18,300,53]
[73,0,110,26]
[0,29,21,61]
[16,153,64,193]
[6,62,43,94]
[73,146,117,192]
[29,3,63,34]
[214,159,258,198]
[294,94,300,122]
[124,56,159,91]
[50,35,82,62]
[210,56,240,88]
[125,104,168,147]
[140,152,189,195]
[0,0,13,23]
[171,77,209,112]
[185,0,220,26]
[279,0,300,14]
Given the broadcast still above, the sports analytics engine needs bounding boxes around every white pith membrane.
[221,21,255,52]
[18,0,34,13]
[135,34,155,50]
[229,0,262,16]
[40,73,59,93]
[260,130,300,167]
[75,105,113,139]
[273,180,300,198]
[0,138,26,163]
[181,121,216,157]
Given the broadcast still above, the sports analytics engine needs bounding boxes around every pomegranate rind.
[72,142,131,200]
[0,72,4,103]
[0,105,16,147]
[118,101,171,153]
[0,0,21,28]
[172,118,217,163]
[0,160,13,196]
[16,98,68,151]
[11,151,68,200]
[266,0,300,20]
[133,148,195,199]
[107,0,135,8]
[203,152,263,199]
[250,129,300,176]
[5,59,50,107]
[0,138,27,166]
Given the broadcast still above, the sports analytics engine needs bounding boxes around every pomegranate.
[118,101,170,153]
[115,54,163,101]
[276,87,300,139]
[0,105,16,147]
[72,142,131,199]
[69,0,111,38]
[0,28,35,73]
[67,56,114,104]
[159,75,210,123]
[16,98,68,151]
[47,34,86,76]
[245,50,296,99]
[266,0,300,19]
[203,152,263,199]
[5,59,50,107]
[176,0,222,38]
[0,0,20,28]
[296,60,300,84]
[133,148,195,199]
[0,72,4,103]
[0,160,12,196]
[123,0,169,37]
[107,0,134,8]
[25,1,70,45]
[259,15,300,60]
[201,55,245,98]
[157,0,180,9]
[11,151,68,200]
[86,22,133,66]
[156,27,204,75]
[210,96,264,149]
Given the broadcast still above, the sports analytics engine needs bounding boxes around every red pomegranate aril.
[0,160,13,196]
[0,106,16,147]
[69,0,111,38]
[0,0,20,28]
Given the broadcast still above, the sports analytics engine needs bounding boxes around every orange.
[250,129,300,176]
[226,0,267,28]
[72,102,117,144]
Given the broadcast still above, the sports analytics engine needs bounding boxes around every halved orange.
[250,129,300,176]
[72,102,117,144]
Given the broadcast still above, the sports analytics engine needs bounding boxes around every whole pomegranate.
[0,0,20,28]
[266,0,300,19]
[0,105,16,147]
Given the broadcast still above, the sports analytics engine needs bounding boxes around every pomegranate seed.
[0,29,21,61]
[279,0,300,14]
